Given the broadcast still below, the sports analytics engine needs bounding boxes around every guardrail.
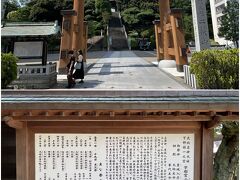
[183,65,197,89]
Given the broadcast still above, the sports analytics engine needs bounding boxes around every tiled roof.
[1,89,238,107]
[1,22,60,37]
[2,90,238,122]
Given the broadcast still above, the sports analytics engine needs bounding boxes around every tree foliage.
[95,0,111,29]
[190,49,239,179]
[121,0,196,41]
[7,6,31,21]
[27,0,67,22]
[121,7,140,28]
[1,53,18,89]
[3,0,20,19]
[120,0,213,43]
[95,0,111,14]
[121,4,158,39]
[190,49,239,89]
[218,0,239,47]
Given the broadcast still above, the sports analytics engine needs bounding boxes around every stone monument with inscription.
[191,0,210,51]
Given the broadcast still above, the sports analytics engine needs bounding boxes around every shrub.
[129,37,138,50]
[190,49,239,89]
[1,53,18,88]
[150,34,156,49]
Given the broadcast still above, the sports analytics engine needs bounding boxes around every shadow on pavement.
[87,72,124,76]
[53,80,105,89]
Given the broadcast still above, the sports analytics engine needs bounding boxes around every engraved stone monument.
[191,0,210,51]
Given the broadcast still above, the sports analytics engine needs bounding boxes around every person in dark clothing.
[73,50,84,83]
[66,50,76,88]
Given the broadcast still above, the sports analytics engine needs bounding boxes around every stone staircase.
[109,12,128,50]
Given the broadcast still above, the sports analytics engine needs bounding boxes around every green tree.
[214,122,239,180]
[6,6,31,21]
[218,0,239,47]
[121,7,140,29]
[85,0,104,37]
[95,0,111,28]
[136,9,156,28]
[27,0,67,22]
[1,53,18,89]
[3,0,20,19]
[121,7,157,37]
[95,0,111,14]
[190,49,239,180]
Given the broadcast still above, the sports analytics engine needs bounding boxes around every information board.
[14,41,43,57]
[35,134,194,180]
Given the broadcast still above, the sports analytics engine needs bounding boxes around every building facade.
[210,0,233,46]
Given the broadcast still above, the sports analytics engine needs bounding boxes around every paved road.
[55,51,188,89]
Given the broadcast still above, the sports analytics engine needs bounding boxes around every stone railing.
[18,63,56,76]
[12,63,57,89]
[183,65,197,89]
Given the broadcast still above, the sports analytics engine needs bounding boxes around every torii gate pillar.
[154,0,188,72]
[154,0,210,71]
[58,0,86,74]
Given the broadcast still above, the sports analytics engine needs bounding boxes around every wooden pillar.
[175,17,188,71]
[201,124,214,180]
[169,10,188,72]
[72,0,85,53]
[16,122,29,180]
[59,11,76,73]
[83,21,88,62]
[159,0,171,59]
[42,39,47,66]
[170,15,181,68]
[154,20,161,61]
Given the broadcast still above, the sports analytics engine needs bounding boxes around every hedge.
[1,53,18,88]
[190,49,239,89]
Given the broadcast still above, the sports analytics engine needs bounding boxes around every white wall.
[210,0,233,46]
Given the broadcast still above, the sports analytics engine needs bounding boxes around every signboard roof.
[1,22,59,37]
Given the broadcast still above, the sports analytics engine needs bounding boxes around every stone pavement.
[54,51,189,89]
